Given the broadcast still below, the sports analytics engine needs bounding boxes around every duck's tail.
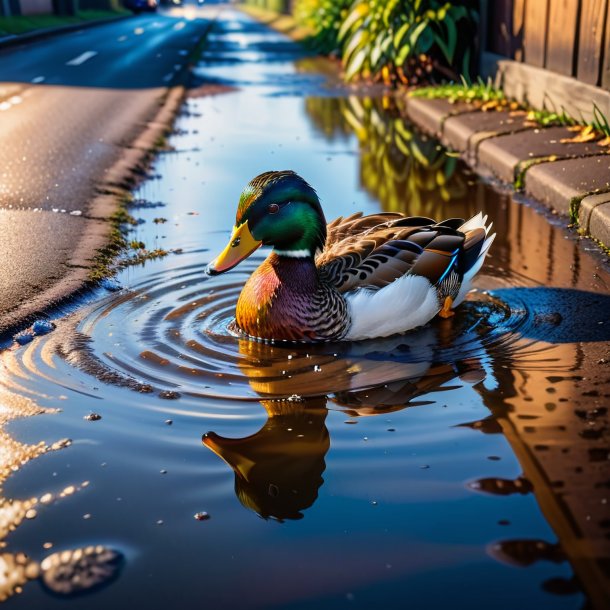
[453,212,496,309]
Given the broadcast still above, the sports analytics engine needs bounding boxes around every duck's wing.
[317,214,464,293]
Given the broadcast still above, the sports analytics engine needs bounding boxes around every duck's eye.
[267,204,280,214]
[231,237,241,248]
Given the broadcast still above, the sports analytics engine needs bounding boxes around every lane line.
[66,51,98,66]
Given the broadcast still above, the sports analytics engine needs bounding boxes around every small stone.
[25,509,37,520]
[40,546,123,595]
[14,331,34,346]
[158,391,181,400]
[84,413,101,422]
[32,320,55,335]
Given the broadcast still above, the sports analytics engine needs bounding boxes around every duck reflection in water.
[204,397,329,522]
[203,317,488,521]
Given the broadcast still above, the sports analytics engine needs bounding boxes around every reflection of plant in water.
[305,95,472,218]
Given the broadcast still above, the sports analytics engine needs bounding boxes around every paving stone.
[477,126,608,183]
[524,156,610,215]
[589,203,610,248]
[578,192,610,231]
[404,97,475,138]
[441,110,532,155]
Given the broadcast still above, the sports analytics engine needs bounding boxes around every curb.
[402,95,610,252]
[0,14,132,51]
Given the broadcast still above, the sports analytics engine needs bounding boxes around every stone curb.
[0,14,132,51]
[402,95,610,250]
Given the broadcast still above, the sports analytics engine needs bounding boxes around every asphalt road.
[0,6,220,335]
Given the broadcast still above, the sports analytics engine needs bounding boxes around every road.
[0,6,221,335]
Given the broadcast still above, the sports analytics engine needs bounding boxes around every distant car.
[123,0,157,13]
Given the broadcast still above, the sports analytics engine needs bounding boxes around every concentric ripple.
[2,249,576,421]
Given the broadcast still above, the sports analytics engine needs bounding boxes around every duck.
[207,170,495,342]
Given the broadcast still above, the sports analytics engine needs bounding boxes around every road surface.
[0,6,220,335]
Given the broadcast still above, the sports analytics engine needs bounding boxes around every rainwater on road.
[0,8,608,610]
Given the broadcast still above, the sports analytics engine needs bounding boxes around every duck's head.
[208,170,326,275]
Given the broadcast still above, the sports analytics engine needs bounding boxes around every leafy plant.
[338,0,476,85]
[293,0,352,54]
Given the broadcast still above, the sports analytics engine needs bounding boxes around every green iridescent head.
[208,171,327,274]
[237,170,326,253]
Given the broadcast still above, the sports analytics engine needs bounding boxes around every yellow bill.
[207,222,262,275]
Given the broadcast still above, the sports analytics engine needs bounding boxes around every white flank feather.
[344,275,439,341]
[452,215,496,308]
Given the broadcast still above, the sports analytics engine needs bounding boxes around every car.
[123,0,158,13]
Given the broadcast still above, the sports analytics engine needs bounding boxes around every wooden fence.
[480,0,610,90]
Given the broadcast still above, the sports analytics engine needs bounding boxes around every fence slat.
[513,0,526,60]
[523,0,550,66]
[577,0,608,85]
[546,0,581,76]
[603,0,610,89]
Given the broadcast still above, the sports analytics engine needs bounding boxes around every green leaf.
[382,0,399,27]
[345,48,367,81]
[338,2,368,42]
[343,29,368,64]
[414,25,434,53]
[393,22,410,49]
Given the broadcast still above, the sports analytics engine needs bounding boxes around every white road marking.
[31,76,45,83]
[66,51,98,66]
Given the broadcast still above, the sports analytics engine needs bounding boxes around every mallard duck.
[208,170,495,342]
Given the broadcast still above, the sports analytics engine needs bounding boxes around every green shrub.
[338,0,477,84]
[293,0,352,54]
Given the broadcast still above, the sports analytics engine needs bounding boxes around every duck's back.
[315,213,495,340]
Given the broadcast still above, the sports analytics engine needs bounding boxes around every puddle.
[0,9,609,609]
